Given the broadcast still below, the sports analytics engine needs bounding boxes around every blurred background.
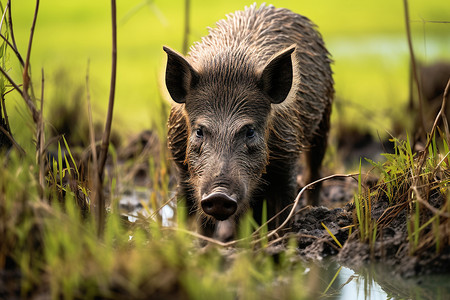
[8,0,450,153]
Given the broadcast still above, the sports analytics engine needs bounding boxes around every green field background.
[8,0,450,143]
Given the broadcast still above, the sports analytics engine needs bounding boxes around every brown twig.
[0,65,23,95]
[97,0,117,175]
[0,67,29,147]
[86,60,100,218]
[265,173,359,240]
[0,55,12,139]
[0,126,25,155]
[182,0,190,55]
[412,186,450,218]
[96,0,118,237]
[1,93,11,135]
[0,2,24,65]
[164,227,232,247]
[413,78,450,187]
[22,0,38,94]
[6,0,19,61]
[0,32,24,66]
[22,0,39,124]
[425,78,450,150]
[264,232,319,249]
[38,68,45,197]
[403,0,425,139]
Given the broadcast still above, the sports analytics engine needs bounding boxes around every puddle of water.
[332,267,383,300]
[311,260,450,300]
[118,187,175,225]
[335,266,396,300]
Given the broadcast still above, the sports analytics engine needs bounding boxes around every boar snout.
[201,192,237,221]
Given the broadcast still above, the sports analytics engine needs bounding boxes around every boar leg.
[254,162,297,230]
[304,108,331,206]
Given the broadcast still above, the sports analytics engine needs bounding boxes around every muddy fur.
[165,4,333,240]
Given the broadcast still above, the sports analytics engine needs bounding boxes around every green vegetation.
[0,146,311,299]
[354,131,450,255]
[2,3,313,298]
[1,0,449,299]
[353,159,378,248]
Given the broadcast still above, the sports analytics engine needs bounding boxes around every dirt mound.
[286,183,450,277]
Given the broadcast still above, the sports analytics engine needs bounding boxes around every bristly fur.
[173,3,333,155]
[166,3,334,240]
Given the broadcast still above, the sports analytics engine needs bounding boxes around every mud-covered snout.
[201,192,237,221]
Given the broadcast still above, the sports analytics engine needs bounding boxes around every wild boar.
[164,3,333,241]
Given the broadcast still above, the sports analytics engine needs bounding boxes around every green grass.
[1,1,450,298]
[0,146,312,299]
[7,0,449,139]
[358,132,450,255]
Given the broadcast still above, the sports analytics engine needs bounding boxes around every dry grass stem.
[0,65,23,95]
[95,0,118,237]
[0,125,24,154]
[412,186,450,218]
[426,78,450,150]
[265,173,359,240]
[37,68,45,196]
[6,0,20,62]
[0,32,24,66]
[403,0,425,136]
[86,61,100,219]
[22,0,39,123]
[182,0,190,55]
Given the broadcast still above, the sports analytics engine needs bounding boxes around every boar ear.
[259,45,295,104]
[163,46,198,103]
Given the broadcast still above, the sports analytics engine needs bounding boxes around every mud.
[338,192,450,277]
[272,177,450,278]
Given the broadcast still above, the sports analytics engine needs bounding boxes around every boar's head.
[164,45,295,223]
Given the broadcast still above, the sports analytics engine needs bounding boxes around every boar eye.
[246,127,255,139]
[195,128,204,138]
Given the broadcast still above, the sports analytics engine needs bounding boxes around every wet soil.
[283,125,448,278]
[279,170,450,279]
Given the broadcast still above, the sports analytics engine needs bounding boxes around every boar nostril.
[201,192,237,221]
[203,201,213,210]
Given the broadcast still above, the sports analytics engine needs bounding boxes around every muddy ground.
[272,128,449,278]
[285,180,450,278]
[289,134,448,278]
[118,129,449,279]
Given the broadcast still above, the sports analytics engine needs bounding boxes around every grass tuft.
[357,132,450,256]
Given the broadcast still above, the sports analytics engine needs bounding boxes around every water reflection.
[335,266,389,300]
[118,187,175,226]
[309,260,450,300]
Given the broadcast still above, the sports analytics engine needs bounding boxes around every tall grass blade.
[414,198,420,248]
[321,222,342,248]
[62,135,79,178]
[323,266,342,295]
[57,142,63,188]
